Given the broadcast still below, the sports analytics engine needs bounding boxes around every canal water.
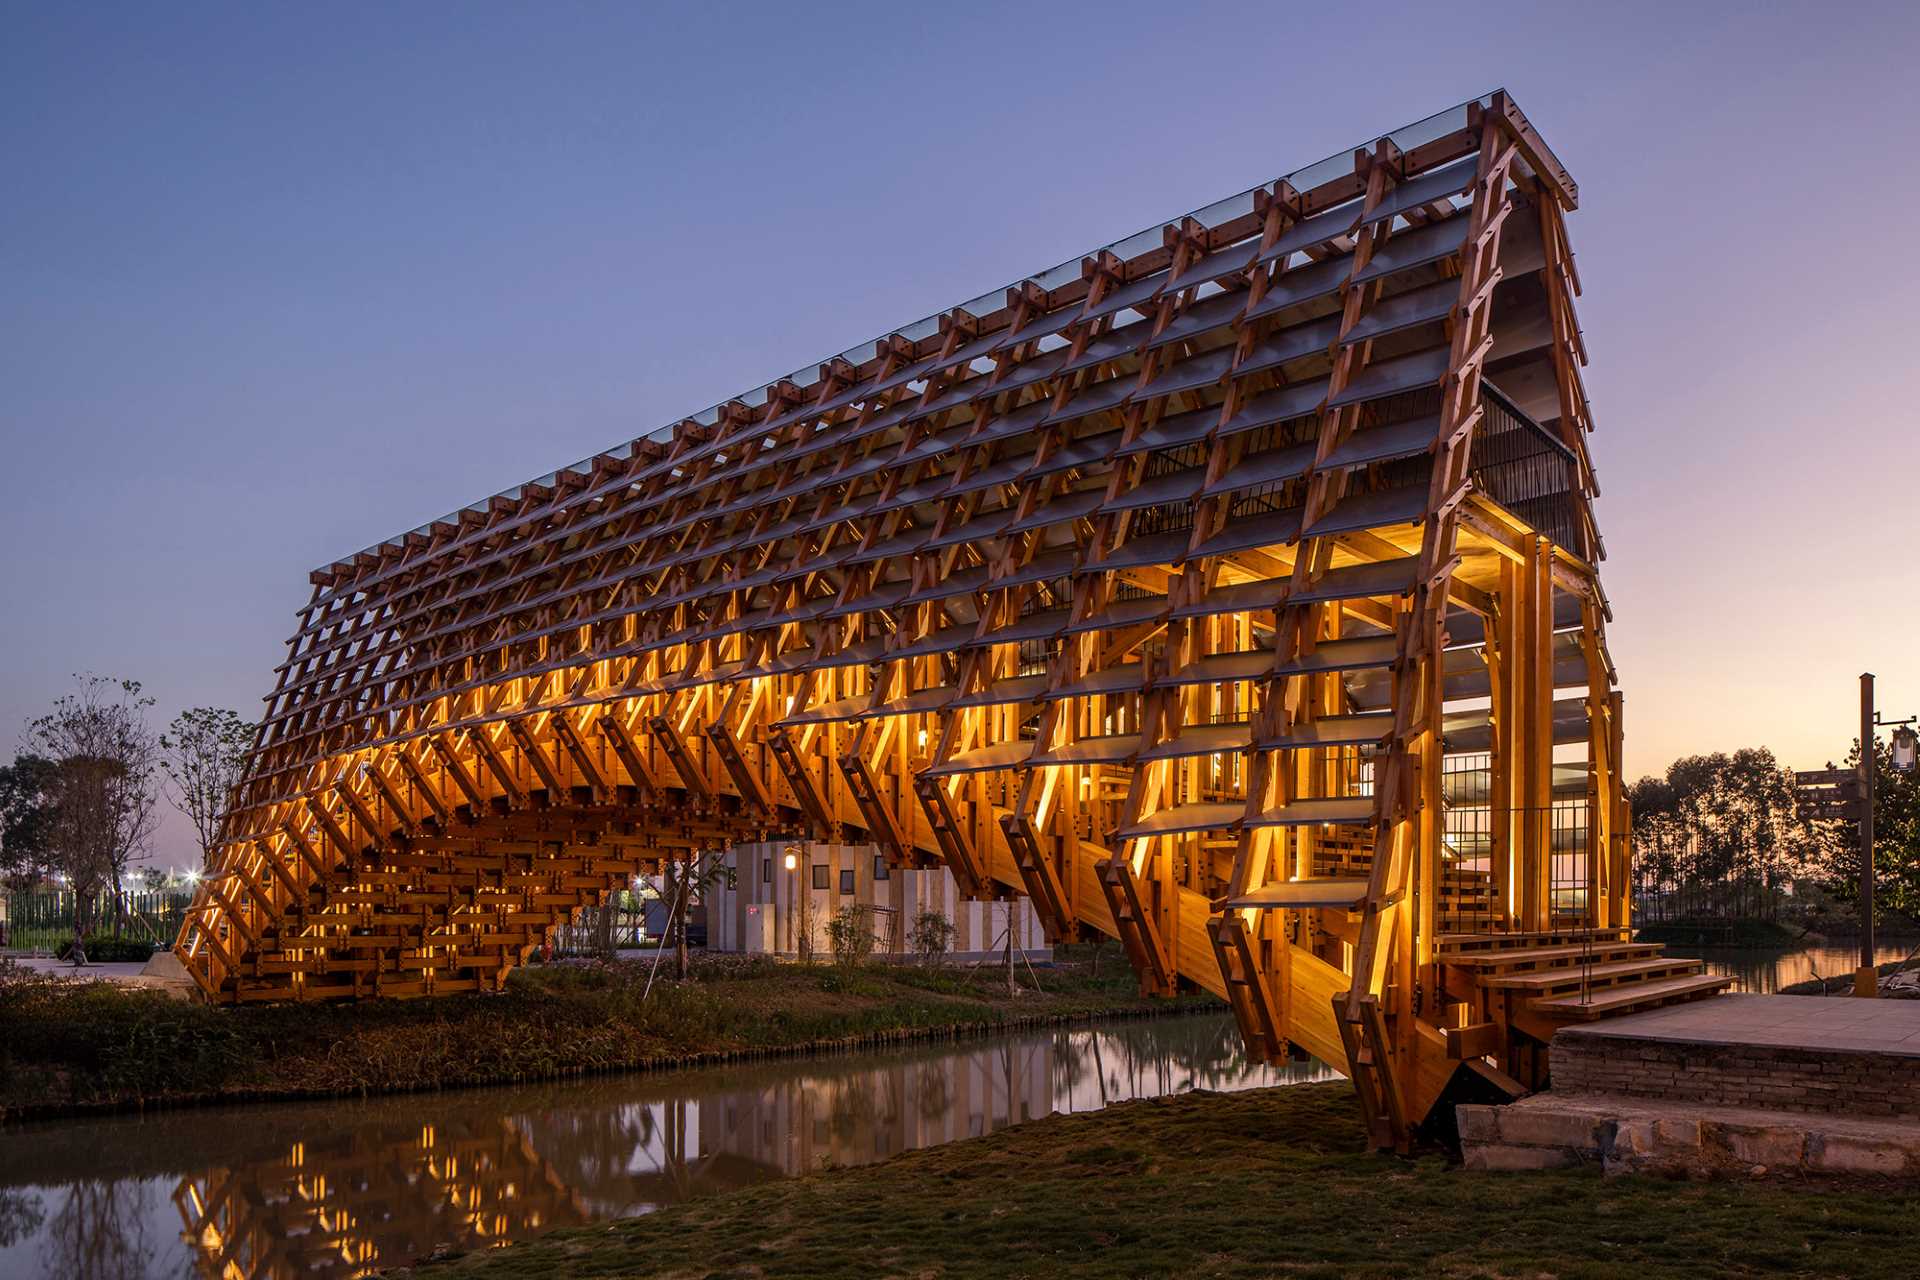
[0,1013,1327,1280]
[1676,941,1914,994]
[6,943,1913,1279]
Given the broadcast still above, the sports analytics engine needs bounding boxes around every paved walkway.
[6,955,152,980]
[3,953,195,994]
[1566,992,1920,1057]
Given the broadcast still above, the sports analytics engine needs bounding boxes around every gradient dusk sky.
[3,2,1916,866]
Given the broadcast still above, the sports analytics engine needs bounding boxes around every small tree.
[658,850,733,978]
[908,909,955,967]
[23,676,159,962]
[1824,736,1920,926]
[825,903,878,965]
[160,707,254,871]
[0,754,57,890]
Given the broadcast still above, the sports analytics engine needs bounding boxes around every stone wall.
[1458,1094,1920,1177]
[1552,1033,1920,1119]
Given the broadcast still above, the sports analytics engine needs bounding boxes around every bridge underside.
[180,94,1698,1147]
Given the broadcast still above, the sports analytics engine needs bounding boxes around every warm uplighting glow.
[783,852,798,871]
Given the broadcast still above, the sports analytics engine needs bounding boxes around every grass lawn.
[0,947,1174,1120]
[394,1082,1918,1280]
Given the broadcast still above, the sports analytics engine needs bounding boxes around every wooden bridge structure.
[176,92,1729,1147]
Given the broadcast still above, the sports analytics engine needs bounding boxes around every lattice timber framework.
[179,92,1729,1147]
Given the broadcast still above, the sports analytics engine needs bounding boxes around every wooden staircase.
[1438,927,1733,1083]
[1313,848,1497,927]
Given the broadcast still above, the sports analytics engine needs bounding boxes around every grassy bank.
[0,950,1180,1122]
[394,1081,1917,1280]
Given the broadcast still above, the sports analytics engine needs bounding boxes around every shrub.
[908,910,955,966]
[824,905,878,966]
[54,935,158,963]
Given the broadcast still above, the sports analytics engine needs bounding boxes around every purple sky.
[4,2,1916,867]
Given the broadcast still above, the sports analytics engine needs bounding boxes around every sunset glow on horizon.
[4,1,1915,863]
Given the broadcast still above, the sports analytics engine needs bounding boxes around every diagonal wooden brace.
[704,718,772,815]
[427,734,489,816]
[467,726,529,810]
[648,713,712,801]
[1207,913,1287,1064]
[396,747,455,827]
[506,717,569,800]
[837,748,911,866]
[1001,810,1073,938]
[768,727,833,833]
[1096,855,1174,996]
[598,712,661,798]
[550,713,612,803]
[913,775,991,901]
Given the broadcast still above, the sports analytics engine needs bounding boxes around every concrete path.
[2,952,196,995]
[6,955,153,980]
[1563,992,1920,1057]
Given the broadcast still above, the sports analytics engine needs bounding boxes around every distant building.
[707,842,1049,962]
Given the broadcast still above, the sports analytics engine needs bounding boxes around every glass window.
[812,864,828,890]
[873,855,889,881]
[840,869,856,894]
[762,858,772,883]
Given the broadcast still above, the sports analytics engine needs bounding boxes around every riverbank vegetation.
[0,947,1179,1122]
[393,1081,1916,1280]
[1780,953,1920,996]
[1630,743,1920,938]
[1629,748,1836,928]
[1633,917,1808,949]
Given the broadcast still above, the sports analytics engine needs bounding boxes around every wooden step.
[1442,941,1661,973]
[1315,869,1489,893]
[1314,856,1487,880]
[1248,796,1376,828]
[1435,927,1632,955]
[1259,713,1393,749]
[1483,957,1700,993]
[1223,878,1369,910]
[1114,802,1243,839]
[1528,973,1734,1020]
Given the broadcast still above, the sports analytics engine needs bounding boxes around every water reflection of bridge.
[0,1018,1321,1279]
[523,1017,1326,1215]
[196,1020,1315,1278]
[172,1117,590,1279]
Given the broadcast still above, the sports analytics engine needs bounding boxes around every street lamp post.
[1855,673,1917,998]
[1858,675,1876,996]
[782,845,814,961]
[782,847,799,956]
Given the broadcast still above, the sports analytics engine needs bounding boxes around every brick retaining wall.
[1552,1033,1920,1119]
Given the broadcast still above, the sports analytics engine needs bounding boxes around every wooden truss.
[178,93,1725,1146]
